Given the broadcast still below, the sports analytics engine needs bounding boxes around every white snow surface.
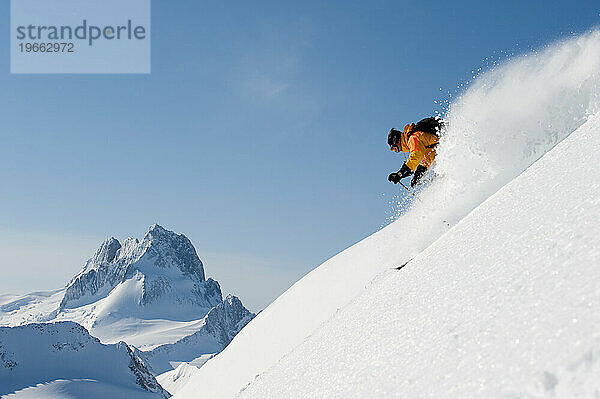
[237,112,600,398]
[156,363,201,396]
[140,295,254,374]
[3,379,160,399]
[174,31,600,399]
[0,291,223,352]
[0,290,63,326]
[0,322,168,398]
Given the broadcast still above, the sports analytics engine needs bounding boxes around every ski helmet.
[388,128,402,148]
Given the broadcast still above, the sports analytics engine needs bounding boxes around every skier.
[387,117,442,187]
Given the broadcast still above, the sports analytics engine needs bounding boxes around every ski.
[395,258,413,270]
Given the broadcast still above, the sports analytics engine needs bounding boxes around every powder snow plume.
[395,30,600,251]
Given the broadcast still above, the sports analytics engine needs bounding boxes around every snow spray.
[390,30,600,252]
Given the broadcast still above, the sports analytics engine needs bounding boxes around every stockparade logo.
[11,0,151,74]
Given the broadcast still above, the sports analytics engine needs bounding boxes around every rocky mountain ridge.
[141,295,255,374]
[60,224,221,312]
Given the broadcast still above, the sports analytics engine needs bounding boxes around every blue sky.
[1,0,598,311]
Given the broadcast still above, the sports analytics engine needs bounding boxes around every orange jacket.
[400,126,439,171]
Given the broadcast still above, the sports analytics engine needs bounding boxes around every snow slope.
[3,379,164,399]
[156,363,200,396]
[0,322,169,398]
[0,290,63,326]
[237,111,600,398]
[174,31,600,398]
[141,295,254,374]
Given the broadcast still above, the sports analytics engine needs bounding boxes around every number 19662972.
[19,43,74,53]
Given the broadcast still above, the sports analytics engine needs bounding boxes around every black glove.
[388,164,413,184]
[398,163,412,178]
[410,165,428,187]
[388,172,400,184]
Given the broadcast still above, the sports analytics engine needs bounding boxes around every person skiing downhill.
[387,117,442,187]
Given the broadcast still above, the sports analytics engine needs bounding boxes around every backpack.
[411,117,444,137]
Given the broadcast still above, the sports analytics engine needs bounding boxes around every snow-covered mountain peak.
[90,237,122,265]
[147,223,168,235]
[59,225,221,315]
[138,223,206,281]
